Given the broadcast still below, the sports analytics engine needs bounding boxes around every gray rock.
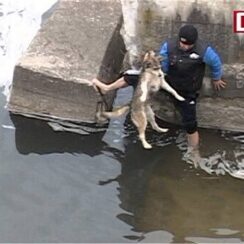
[8,0,125,133]
[153,93,244,132]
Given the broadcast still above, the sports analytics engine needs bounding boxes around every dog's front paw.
[176,95,185,101]
[158,128,169,133]
[140,94,147,102]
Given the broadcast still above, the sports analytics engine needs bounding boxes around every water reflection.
[7,101,244,243]
[10,113,109,155]
[107,127,244,243]
[93,111,244,243]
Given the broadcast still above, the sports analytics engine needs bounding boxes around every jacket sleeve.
[203,46,223,80]
[159,42,169,73]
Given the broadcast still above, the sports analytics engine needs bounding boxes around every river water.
[0,1,244,243]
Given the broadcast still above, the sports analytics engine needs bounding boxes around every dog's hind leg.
[146,105,168,133]
[131,111,152,149]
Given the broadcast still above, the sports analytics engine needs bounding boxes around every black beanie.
[179,25,198,45]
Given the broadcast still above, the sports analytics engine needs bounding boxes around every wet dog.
[96,50,185,149]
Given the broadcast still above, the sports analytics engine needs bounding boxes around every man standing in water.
[159,24,226,161]
[92,24,226,162]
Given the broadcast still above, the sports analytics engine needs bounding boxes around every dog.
[95,50,185,149]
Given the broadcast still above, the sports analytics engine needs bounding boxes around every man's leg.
[175,95,200,167]
[92,74,139,94]
[187,130,199,149]
[185,131,200,168]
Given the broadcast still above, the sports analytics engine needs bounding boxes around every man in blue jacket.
[159,24,226,154]
[92,24,226,155]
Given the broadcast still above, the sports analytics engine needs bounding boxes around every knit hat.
[179,24,198,45]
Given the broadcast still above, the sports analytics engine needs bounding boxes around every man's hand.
[213,79,226,91]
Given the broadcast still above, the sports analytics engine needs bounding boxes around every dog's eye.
[153,66,161,70]
[144,61,152,68]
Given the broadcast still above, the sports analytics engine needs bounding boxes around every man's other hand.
[213,79,226,91]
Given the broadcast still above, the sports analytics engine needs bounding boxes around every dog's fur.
[96,50,185,149]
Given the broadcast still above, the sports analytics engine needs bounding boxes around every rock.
[154,93,244,132]
[8,0,125,133]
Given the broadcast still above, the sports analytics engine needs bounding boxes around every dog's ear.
[142,50,156,69]
[148,50,156,57]
[143,50,155,60]
[142,51,150,62]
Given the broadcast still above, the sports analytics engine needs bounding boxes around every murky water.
[0,85,243,243]
[0,1,243,243]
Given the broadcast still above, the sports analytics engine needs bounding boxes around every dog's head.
[142,50,164,92]
[142,50,162,70]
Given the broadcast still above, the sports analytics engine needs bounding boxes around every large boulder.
[8,0,125,134]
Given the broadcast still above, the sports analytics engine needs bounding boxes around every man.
[92,24,226,154]
[159,24,226,152]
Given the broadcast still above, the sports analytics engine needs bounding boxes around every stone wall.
[121,0,244,64]
[121,0,244,132]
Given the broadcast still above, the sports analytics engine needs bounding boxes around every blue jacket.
[159,41,222,81]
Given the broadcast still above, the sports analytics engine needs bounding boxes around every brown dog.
[96,50,185,149]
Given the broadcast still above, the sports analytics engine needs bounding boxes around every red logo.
[233,10,244,33]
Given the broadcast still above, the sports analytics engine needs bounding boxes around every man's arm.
[159,42,169,73]
[203,46,226,90]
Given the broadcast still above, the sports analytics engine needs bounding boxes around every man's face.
[179,41,194,51]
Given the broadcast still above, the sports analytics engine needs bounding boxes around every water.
[0,1,244,243]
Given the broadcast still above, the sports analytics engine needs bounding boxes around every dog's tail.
[102,104,130,118]
[95,102,130,123]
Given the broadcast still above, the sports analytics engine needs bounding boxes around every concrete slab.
[8,0,125,133]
